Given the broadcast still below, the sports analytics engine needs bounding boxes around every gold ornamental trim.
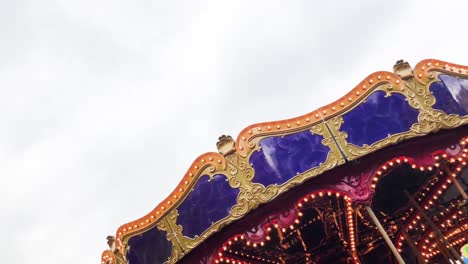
[101,59,468,263]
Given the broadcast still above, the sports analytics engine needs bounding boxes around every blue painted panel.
[340,91,419,147]
[176,174,239,238]
[127,226,172,264]
[430,74,468,116]
[250,130,329,186]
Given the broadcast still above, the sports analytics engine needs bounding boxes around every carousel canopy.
[101,59,468,264]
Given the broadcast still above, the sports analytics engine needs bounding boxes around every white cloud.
[1,0,468,263]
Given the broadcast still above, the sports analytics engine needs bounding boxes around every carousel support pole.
[442,163,468,200]
[436,237,455,264]
[364,206,406,264]
[452,176,468,200]
[403,233,425,264]
[404,191,465,263]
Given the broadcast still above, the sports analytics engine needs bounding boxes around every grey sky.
[2,1,468,263]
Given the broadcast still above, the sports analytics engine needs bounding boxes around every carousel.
[101,59,468,264]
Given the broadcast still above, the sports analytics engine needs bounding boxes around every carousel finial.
[217,135,236,156]
[393,59,414,80]
[106,235,116,252]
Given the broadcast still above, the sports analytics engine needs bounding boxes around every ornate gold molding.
[327,60,468,161]
[164,125,345,258]
[101,59,468,263]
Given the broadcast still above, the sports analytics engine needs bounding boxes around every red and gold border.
[114,151,226,253]
[102,59,468,261]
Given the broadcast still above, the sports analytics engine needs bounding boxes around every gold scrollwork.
[231,122,346,214]
[159,211,185,264]
[328,63,468,162]
[102,60,468,264]
[163,140,259,255]
[165,123,346,260]
[403,71,468,134]
[410,70,468,133]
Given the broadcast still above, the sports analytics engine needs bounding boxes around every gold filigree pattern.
[161,211,185,264]
[235,71,405,157]
[327,62,468,161]
[224,152,277,217]
[114,151,227,255]
[171,144,275,253]
[229,122,346,218]
[101,59,468,264]
[166,123,345,258]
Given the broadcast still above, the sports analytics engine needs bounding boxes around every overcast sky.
[2,1,468,263]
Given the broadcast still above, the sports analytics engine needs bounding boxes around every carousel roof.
[101,59,468,264]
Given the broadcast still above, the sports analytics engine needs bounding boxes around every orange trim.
[108,59,468,257]
[414,59,468,83]
[101,250,116,264]
[114,152,226,252]
[236,71,404,157]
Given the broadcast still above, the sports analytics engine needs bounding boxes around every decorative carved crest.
[216,135,236,157]
[393,59,414,80]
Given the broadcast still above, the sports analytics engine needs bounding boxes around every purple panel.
[127,226,172,264]
[249,130,330,186]
[430,75,468,116]
[340,91,419,147]
[176,174,239,238]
